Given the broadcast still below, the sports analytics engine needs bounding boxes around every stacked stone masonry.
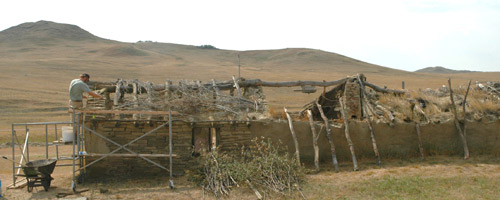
[342,79,362,119]
[83,119,253,178]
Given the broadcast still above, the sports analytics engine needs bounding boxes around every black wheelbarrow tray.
[18,159,57,192]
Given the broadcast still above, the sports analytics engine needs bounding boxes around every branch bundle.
[197,138,304,198]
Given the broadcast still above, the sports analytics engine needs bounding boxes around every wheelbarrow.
[19,159,57,192]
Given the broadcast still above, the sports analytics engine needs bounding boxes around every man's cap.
[80,73,90,78]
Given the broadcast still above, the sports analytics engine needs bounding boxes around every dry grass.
[2,150,499,199]
[377,93,413,119]
[468,89,500,114]
[1,31,500,133]
[377,86,500,122]
[267,105,284,119]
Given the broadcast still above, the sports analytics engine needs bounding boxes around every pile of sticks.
[199,138,304,199]
[94,79,264,118]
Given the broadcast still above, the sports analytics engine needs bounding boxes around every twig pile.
[101,79,265,118]
[197,138,304,198]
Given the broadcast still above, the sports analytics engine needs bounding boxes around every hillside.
[0,20,105,44]
[0,20,499,130]
[416,66,477,74]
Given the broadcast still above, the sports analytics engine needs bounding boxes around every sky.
[1,0,499,72]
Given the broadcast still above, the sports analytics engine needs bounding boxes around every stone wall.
[83,119,252,178]
[81,116,500,178]
[342,79,362,119]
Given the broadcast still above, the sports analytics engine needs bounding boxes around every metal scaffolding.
[9,121,73,188]
[9,109,175,191]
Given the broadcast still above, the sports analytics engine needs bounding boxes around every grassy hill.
[416,66,477,74]
[0,20,499,131]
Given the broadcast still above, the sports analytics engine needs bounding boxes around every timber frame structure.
[13,73,495,189]
[8,74,405,190]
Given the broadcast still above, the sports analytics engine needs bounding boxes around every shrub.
[197,44,217,49]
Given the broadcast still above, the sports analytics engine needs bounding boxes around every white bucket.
[62,126,74,142]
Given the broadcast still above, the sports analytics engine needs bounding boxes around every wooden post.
[232,75,242,97]
[448,78,469,160]
[357,74,381,166]
[357,74,378,119]
[146,81,153,104]
[339,98,359,171]
[463,80,472,115]
[113,79,122,107]
[362,103,381,167]
[165,80,172,102]
[210,127,217,150]
[104,92,112,110]
[212,79,219,101]
[168,110,173,186]
[132,81,139,105]
[196,80,203,95]
[462,80,471,159]
[306,110,320,173]
[177,81,183,98]
[415,123,424,160]
[132,81,139,120]
[284,107,301,166]
[315,101,339,172]
[146,82,153,121]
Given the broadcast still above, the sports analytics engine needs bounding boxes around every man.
[69,73,104,109]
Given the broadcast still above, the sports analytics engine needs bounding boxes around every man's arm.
[88,91,104,99]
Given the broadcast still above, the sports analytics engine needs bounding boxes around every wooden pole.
[246,180,262,200]
[376,105,395,122]
[132,81,139,120]
[306,110,320,173]
[315,101,339,172]
[90,77,405,94]
[415,123,424,160]
[146,82,153,121]
[168,109,173,182]
[165,80,172,102]
[357,74,381,166]
[362,103,381,167]
[462,80,471,159]
[113,79,122,107]
[448,78,470,160]
[463,80,472,115]
[232,75,241,97]
[284,107,301,166]
[339,98,359,171]
[357,74,378,119]
[212,79,220,99]
[146,81,153,104]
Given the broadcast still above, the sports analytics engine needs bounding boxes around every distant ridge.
[415,66,477,74]
[0,20,99,43]
[0,20,434,75]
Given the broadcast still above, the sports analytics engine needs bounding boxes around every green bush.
[197,44,217,49]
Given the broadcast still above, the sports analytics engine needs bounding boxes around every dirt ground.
[0,145,255,200]
[1,145,500,199]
